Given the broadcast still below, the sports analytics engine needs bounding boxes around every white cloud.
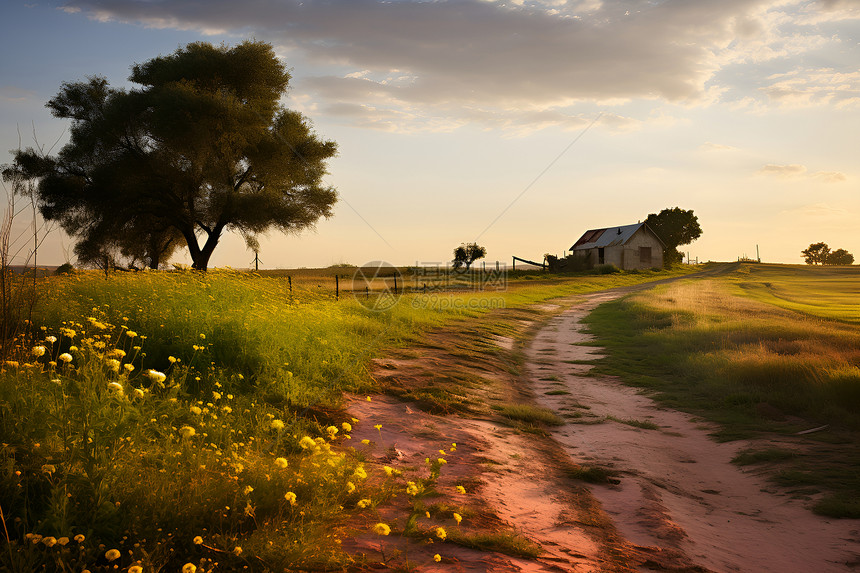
[757,163,847,181]
[700,142,737,151]
[60,0,860,131]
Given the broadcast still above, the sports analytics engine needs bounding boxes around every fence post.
[288,276,292,293]
[335,274,339,300]
[393,274,397,293]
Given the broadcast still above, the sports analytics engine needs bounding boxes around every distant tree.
[9,41,338,271]
[801,242,831,265]
[453,243,487,270]
[644,207,702,267]
[826,248,854,266]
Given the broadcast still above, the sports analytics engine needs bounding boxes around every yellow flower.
[453,513,462,525]
[199,333,206,340]
[326,425,338,438]
[180,426,196,438]
[232,546,242,556]
[356,499,371,509]
[69,345,78,352]
[406,482,419,496]
[193,536,203,545]
[372,523,391,536]
[168,356,177,363]
[366,396,372,401]
[354,466,367,480]
[437,458,447,465]
[126,331,137,338]
[284,491,297,506]
[383,466,393,476]
[74,534,85,543]
[271,419,285,431]
[123,363,135,373]
[42,536,57,547]
[147,370,166,384]
[274,457,288,469]
[346,481,356,493]
[128,566,143,573]
[182,564,197,573]
[435,527,447,540]
[434,554,442,562]
[243,485,254,495]
[133,388,145,399]
[58,353,73,363]
[360,439,370,445]
[341,422,352,432]
[32,346,46,357]
[57,537,69,546]
[373,424,382,431]
[45,336,57,344]
[108,382,124,394]
[455,485,466,494]
[190,406,202,415]
[4,361,19,368]
[106,358,121,372]
[105,548,121,561]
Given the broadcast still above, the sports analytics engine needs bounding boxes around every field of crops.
[0,265,694,572]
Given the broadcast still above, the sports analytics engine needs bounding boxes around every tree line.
[801,243,854,265]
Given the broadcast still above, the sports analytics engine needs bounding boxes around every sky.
[1,0,859,269]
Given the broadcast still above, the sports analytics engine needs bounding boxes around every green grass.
[0,265,700,570]
[493,403,565,426]
[606,415,659,430]
[732,448,798,466]
[583,263,860,517]
[446,529,543,558]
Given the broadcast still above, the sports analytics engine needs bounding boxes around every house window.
[639,246,651,264]
[598,247,605,265]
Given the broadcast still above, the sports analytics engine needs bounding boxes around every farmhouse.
[569,222,664,270]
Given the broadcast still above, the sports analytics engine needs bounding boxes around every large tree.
[453,243,486,270]
[801,242,830,265]
[9,41,337,270]
[645,207,702,266]
[827,248,854,266]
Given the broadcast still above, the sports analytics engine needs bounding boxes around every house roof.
[570,223,653,251]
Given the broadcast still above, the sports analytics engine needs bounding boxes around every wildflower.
[133,388,145,400]
[180,426,196,438]
[222,406,232,414]
[147,370,166,384]
[346,481,356,493]
[61,328,76,338]
[45,336,57,344]
[342,421,352,432]
[374,424,382,431]
[326,425,338,438]
[437,458,447,465]
[105,548,121,561]
[32,346,46,357]
[190,406,202,415]
[193,536,203,545]
[69,345,78,352]
[182,564,197,573]
[243,485,254,495]
[383,466,393,476]
[455,485,466,494]
[453,513,462,525]
[354,466,367,480]
[129,566,143,573]
[232,546,242,556]
[108,382,124,394]
[106,359,121,372]
[372,523,391,536]
[213,391,221,400]
[271,419,285,431]
[126,331,137,338]
[112,349,127,358]
[361,439,370,445]
[42,464,56,474]
[74,534,85,543]
[406,482,419,496]
[299,436,316,450]
[58,353,73,363]
[274,457,288,469]
[4,361,19,368]
[284,491,297,506]
[434,554,442,562]
[124,363,135,373]
[366,396,372,401]
[435,526,447,540]
[57,537,69,546]
[42,536,57,547]
[356,499,371,509]
[168,356,177,363]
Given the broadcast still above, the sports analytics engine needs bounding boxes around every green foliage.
[645,207,702,267]
[493,403,565,426]
[827,248,854,265]
[452,243,487,270]
[11,41,337,271]
[801,242,830,265]
[53,263,74,276]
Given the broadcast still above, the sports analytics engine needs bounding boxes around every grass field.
[0,264,696,572]
[584,263,860,517]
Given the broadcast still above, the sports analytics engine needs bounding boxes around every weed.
[493,404,565,426]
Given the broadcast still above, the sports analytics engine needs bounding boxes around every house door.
[639,246,651,265]
[598,248,605,265]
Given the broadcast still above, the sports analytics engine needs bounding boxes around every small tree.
[827,248,854,265]
[644,207,702,267]
[801,242,831,265]
[452,243,486,270]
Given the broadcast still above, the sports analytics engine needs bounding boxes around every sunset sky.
[1,0,858,269]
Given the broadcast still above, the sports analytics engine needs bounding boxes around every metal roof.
[570,223,645,251]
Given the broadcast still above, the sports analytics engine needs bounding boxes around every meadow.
[0,264,694,572]
[584,263,860,517]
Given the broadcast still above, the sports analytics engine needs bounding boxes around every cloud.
[757,164,847,182]
[700,142,736,151]
[757,163,807,177]
[60,0,860,131]
[762,68,860,108]
[0,86,38,103]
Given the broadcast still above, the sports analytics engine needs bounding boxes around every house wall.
[573,228,664,270]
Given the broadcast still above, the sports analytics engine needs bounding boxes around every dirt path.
[345,278,860,572]
[529,291,860,573]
